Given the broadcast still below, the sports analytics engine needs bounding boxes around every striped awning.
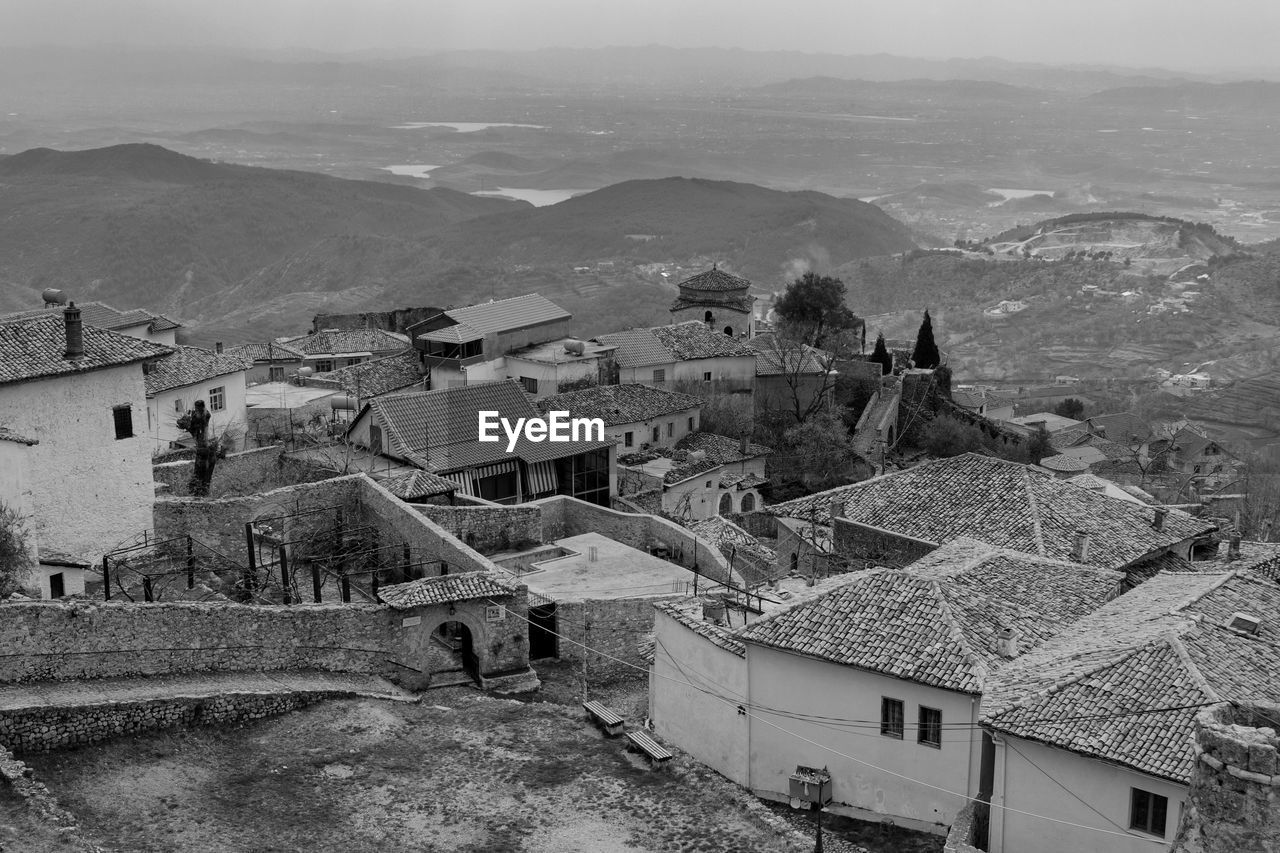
[526,459,559,495]
[471,460,518,481]
[443,471,475,497]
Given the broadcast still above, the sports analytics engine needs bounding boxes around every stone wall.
[153,445,333,498]
[1172,701,1280,853]
[0,745,95,850]
[312,306,444,335]
[354,478,497,575]
[833,518,938,570]
[0,691,332,754]
[943,801,985,853]
[414,503,542,555]
[0,599,395,684]
[557,596,681,682]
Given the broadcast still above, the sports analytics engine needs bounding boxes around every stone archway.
[401,607,491,687]
[740,492,756,512]
[724,325,734,336]
[704,310,714,324]
[718,492,734,516]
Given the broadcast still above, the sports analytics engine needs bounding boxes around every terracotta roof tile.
[223,342,305,363]
[143,346,247,396]
[310,351,424,398]
[655,600,746,657]
[377,572,514,609]
[380,470,460,500]
[0,314,173,386]
[674,432,772,463]
[676,267,753,293]
[536,384,702,426]
[650,321,756,360]
[283,329,408,356]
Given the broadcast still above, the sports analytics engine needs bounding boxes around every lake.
[382,164,440,179]
[391,122,546,132]
[988,187,1055,200]
[472,187,590,206]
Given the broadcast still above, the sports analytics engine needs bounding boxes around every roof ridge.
[1167,633,1222,703]
[1168,569,1239,615]
[1021,467,1048,557]
[927,575,992,688]
[733,569,883,640]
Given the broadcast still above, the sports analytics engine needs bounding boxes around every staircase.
[852,386,901,469]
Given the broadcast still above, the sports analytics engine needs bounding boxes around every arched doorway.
[718,492,734,516]
[426,620,479,685]
[724,325,734,336]
[704,310,714,324]
[740,492,756,512]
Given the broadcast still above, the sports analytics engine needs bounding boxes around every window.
[48,572,65,599]
[208,386,225,412]
[667,421,674,437]
[173,398,184,413]
[918,706,942,748]
[519,376,538,395]
[880,697,904,738]
[653,426,661,443]
[112,405,133,440]
[652,369,665,383]
[624,431,634,448]
[741,493,755,512]
[687,416,694,431]
[703,371,712,382]
[346,357,365,366]
[1130,789,1168,837]
[704,311,713,323]
[268,366,285,382]
[314,359,334,373]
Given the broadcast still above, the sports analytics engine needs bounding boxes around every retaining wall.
[413,504,542,555]
[557,596,683,682]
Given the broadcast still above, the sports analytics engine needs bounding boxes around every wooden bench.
[626,730,673,766]
[583,700,626,737]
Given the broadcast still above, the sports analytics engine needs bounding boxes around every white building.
[0,305,173,569]
[596,321,758,394]
[144,346,250,451]
[621,432,771,521]
[536,384,702,452]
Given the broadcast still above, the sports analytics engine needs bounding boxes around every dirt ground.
[14,670,943,853]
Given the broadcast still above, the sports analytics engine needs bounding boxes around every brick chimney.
[1071,529,1091,563]
[1153,508,1168,531]
[63,301,83,360]
[995,626,1020,659]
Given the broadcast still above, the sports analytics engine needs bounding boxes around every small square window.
[918,706,942,748]
[624,431,634,448]
[703,371,712,381]
[208,386,226,412]
[652,369,665,383]
[112,405,134,440]
[1130,788,1168,837]
[268,366,285,382]
[173,398,184,413]
[314,359,334,373]
[880,697,904,739]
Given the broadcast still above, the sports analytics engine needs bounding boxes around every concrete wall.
[990,734,1186,853]
[747,643,982,834]
[0,364,155,562]
[608,408,701,451]
[671,355,756,388]
[650,608,749,786]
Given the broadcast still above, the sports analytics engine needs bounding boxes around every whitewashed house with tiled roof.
[648,538,1123,834]
[595,321,757,394]
[144,345,249,451]
[0,304,173,579]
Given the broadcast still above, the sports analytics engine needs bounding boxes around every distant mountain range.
[0,144,917,343]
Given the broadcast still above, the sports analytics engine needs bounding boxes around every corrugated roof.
[144,345,247,396]
[737,538,1121,694]
[377,572,514,610]
[982,570,1280,783]
[767,453,1216,570]
[536,384,702,426]
[443,293,570,335]
[0,314,173,386]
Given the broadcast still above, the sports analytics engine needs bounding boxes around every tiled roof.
[1218,541,1280,581]
[655,600,746,657]
[689,516,776,563]
[736,538,1122,694]
[746,335,831,377]
[1086,412,1160,443]
[377,572,514,610]
[310,351,424,398]
[676,267,753,293]
[355,380,614,473]
[0,301,178,333]
[145,311,183,332]
[419,323,484,344]
[594,328,676,369]
[1038,454,1090,473]
[670,294,756,314]
[767,453,1217,570]
[144,346,247,396]
[223,342,305,364]
[283,329,409,356]
[982,570,1280,783]
[380,470,459,500]
[0,428,38,446]
[536,384,702,426]
[442,293,570,335]
[650,321,756,360]
[0,314,173,386]
[675,432,772,464]
[720,471,767,489]
[663,456,723,485]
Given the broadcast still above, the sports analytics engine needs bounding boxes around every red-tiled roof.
[310,351,424,398]
[676,267,753,293]
[0,314,173,386]
[746,335,831,377]
[377,572,515,609]
[536,384,702,426]
[143,346,247,396]
[650,322,756,360]
[223,342,305,364]
[380,470,459,500]
[283,329,409,356]
[674,432,772,463]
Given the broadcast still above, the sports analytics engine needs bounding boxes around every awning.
[443,471,475,497]
[526,459,559,495]
[471,460,518,481]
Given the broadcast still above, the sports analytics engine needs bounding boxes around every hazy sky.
[3,0,1277,71]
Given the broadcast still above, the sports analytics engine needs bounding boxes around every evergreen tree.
[870,333,892,376]
[911,309,941,369]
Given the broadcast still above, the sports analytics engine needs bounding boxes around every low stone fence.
[943,801,985,853]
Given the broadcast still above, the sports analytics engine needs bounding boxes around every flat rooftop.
[245,382,341,408]
[516,532,695,602]
[506,338,617,365]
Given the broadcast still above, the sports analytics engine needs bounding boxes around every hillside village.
[1,257,1278,853]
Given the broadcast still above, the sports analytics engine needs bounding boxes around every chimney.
[63,301,83,360]
[1071,529,1091,563]
[738,435,749,455]
[1228,534,1242,561]
[996,626,1020,659]
[829,497,844,520]
[1153,508,1168,531]
[215,341,224,354]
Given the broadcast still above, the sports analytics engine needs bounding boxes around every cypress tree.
[912,309,941,369]
[870,333,892,376]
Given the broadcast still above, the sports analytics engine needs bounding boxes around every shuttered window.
[112,405,134,440]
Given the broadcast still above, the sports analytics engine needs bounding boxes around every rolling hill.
[0,144,917,343]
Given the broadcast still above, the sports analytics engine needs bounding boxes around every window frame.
[519,376,538,395]
[703,371,712,382]
[208,386,226,412]
[313,359,334,373]
[667,421,674,437]
[268,365,285,382]
[917,705,942,748]
[652,368,665,383]
[112,404,134,440]
[880,697,904,739]
[624,431,634,448]
[1129,788,1169,837]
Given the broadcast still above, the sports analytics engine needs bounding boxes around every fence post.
[143,575,153,602]
[311,561,322,603]
[244,521,257,580]
[279,547,291,605]
[341,572,351,603]
[186,536,195,589]
[102,555,111,601]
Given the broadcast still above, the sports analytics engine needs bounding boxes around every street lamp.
[789,765,832,852]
